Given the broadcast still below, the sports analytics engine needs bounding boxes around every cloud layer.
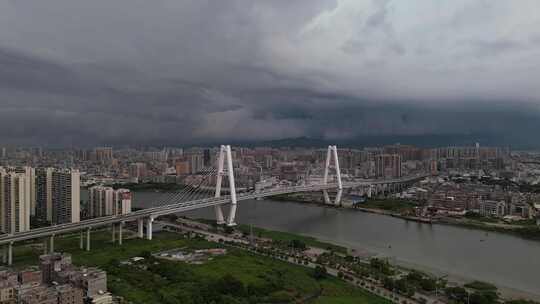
[1,0,540,146]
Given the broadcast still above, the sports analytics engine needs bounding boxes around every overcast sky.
[1,0,540,147]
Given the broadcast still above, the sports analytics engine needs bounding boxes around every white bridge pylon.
[214,145,238,226]
[323,145,343,205]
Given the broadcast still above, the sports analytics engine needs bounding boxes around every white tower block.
[214,145,238,226]
[322,145,343,205]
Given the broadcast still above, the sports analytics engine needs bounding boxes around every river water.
[85,191,540,297]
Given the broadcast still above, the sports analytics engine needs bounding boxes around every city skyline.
[2,1,540,147]
[3,2,540,303]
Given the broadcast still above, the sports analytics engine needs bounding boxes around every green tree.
[312,266,327,280]
[289,239,307,250]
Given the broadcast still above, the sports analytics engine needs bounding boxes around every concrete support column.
[323,190,331,204]
[79,231,84,250]
[335,189,343,206]
[86,228,91,251]
[112,223,116,243]
[2,246,6,264]
[49,235,55,253]
[146,216,154,240]
[137,219,144,238]
[7,243,13,266]
[43,239,48,255]
[118,222,123,245]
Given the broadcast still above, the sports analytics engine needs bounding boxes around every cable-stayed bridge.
[0,145,427,265]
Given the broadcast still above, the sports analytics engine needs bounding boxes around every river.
[83,190,540,298]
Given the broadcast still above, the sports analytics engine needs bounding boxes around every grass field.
[9,229,389,304]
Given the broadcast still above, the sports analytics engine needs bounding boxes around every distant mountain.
[220,133,516,149]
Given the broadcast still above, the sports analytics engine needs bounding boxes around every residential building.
[189,154,204,174]
[19,167,36,217]
[0,270,18,303]
[39,253,73,285]
[374,154,402,179]
[56,284,84,304]
[93,147,113,163]
[113,189,131,215]
[88,186,114,218]
[51,169,80,225]
[479,200,506,217]
[36,168,54,223]
[18,267,42,285]
[89,187,131,218]
[0,169,31,233]
[18,285,58,304]
[129,163,147,181]
[73,268,107,298]
[91,293,113,304]
[175,161,190,175]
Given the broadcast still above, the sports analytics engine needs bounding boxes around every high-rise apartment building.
[36,168,54,223]
[20,167,36,216]
[93,147,113,163]
[0,169,31,233]
[88,186,114,218]
[374,154,402,179]
[113,189,132,215]
[175,161,190,175]
[203,149,211,167]
[88,186,131,218]
[189,154,204,174]
[129,162,147,181]
[51,169,80,225]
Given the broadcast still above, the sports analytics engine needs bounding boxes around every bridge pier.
[323,190,331,204]
[137,218,144,238]
[146,216,154,240]
[86,228,91,251]
[79,231,84,250]
[335,189,343,206]
[1,246,5,264]
[118,222,123,245]
[7,243,12,266]
[49,235,55,253]
[43,238,48,255]
[112,223,116,243]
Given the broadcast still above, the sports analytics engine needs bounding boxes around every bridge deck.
[0,175,426,245]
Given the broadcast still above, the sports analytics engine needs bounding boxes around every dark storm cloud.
[1,0,540,147]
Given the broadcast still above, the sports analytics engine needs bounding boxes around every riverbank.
[250,221,540,302]
[8,230,391,304]
[184,216,540,303]
[131,193,540,298]
[395,259,540,302]
[271,194,540,241]
[436,217,540,240]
